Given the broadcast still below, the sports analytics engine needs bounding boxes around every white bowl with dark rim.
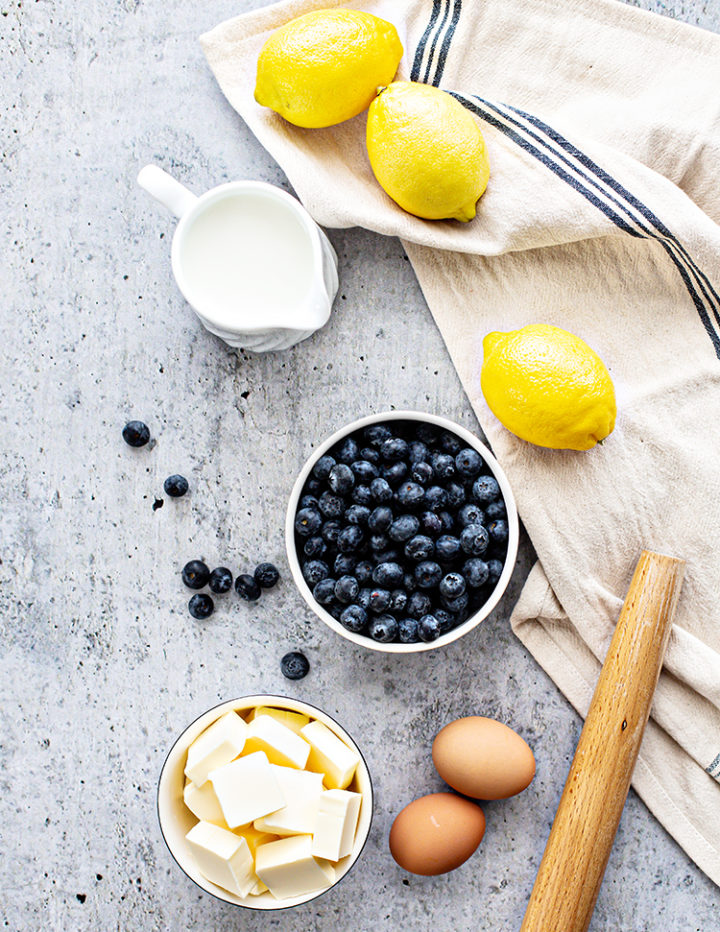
[157,695,373,910]
[285,411,519,654]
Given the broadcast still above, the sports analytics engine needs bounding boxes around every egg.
[432,716,535,800]
[389,792,486,876]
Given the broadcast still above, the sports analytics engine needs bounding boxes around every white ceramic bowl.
[285,411,519,654]
[157,695,373,910]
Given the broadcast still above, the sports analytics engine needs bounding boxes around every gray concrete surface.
[1,0,719,929]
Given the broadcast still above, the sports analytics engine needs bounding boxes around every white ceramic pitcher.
[137,165,339,352]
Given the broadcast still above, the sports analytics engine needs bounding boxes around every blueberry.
[295,508,322,537]
[235,573,261,601]
[396,481,425,509]
[164,474,189,497]
[370,477,393,503]
[487,559,504,586]
[439,572,466,599]
[415,423,439,444]
[445,482,466,509]
[458,503,485,527]
[364,424,393,447]
[463,558,490,588]
[405,535,435,562]
[321,520,342,546]
[389,515,420,542]
[443,592,469,614]
[434,608,455,632]
[304,536,327,558]
[431,452,455,479]
[382,462,408,486]
[389,589,408,613]
[351,460,378,482]
[381,437,409,461]
[334,554,357,576]
[372,562,404,588]
[435,535,461,563]
[254,562,279,589]
[368,614,398,643]
[354,560,374,584]
[398,617,420,643]
[420,511,443,536]
[328,463,354,494]
[299,494,319,510]
[440,431,463,455]
[122,420,150,447]
[439,511,455,533]
[368,506,393,533]
[302,560,329,586]
[337,525,364,553]
[485,500,507,520]
[351,485,373,506]
[356,588,372,611]
[334,575,359,604]
[313,455,336,480]
[313,578,337,605]
[472,475,500,504]
[424,486,448,512]
[336,437,359,465]
[360,447,380,465]
[418,614,442,642]
[408,441,429,464]
[189,593,214,619]
[208,567,233,594]
[368,588,391,613]
[369,533,390,552]
[318,491,345,518]
[415,561,442,589]
[403,572,418,593]
[182,560,210,590]
[488,519,509,545]
[340,604,367,633]
[407,591,431,618]
[460,523,490,556]
[410,462,433,485]
[455,448,483,478]
[280,651,310,680]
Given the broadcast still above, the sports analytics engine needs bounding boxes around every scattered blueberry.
[368,614,398,642]
[340,604,367,633]
[122,420,150,448]
[189,593,214,620]
[164,474,189,497]
[182,560,210,590]
[418,614,442,641]
[281,651,310,680]
[235,573,261,601]
[208,567,233,594]
[254,562,280,589]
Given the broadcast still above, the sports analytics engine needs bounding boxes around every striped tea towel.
[200,0,720,885]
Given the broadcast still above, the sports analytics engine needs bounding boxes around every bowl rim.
[157,694,374,911]
[285,410,519,653]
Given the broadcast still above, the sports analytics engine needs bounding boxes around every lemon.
[366,82,490,222]
[481,325,616,451]
[254,9,403,129]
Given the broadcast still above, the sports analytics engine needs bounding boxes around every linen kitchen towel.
[201,0,720,884]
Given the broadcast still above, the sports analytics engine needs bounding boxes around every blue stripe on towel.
[707,752,720,780]
[421,0,453,85]
[410,0,443,82]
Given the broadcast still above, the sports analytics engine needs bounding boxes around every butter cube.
[185,820,255,898]
[243,715,310,770]
[184,711,248,787]
[311,789,362,862]
[255,835,335,899]
[232,823,279,856]
[248,706,310,736]
[254,766,324,836]
[210,751,285,829]
[300,721,360,790]
[183,780,227,827]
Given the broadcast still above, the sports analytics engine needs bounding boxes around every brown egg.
[432,716,535,800]
[389,792,486,876]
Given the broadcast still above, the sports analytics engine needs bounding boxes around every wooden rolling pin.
[520,550,685,932]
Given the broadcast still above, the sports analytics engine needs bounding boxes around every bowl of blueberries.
[285,411,518,653]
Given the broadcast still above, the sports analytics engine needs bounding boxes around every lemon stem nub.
[376,85,387,96]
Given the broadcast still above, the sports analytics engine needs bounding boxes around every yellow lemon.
[254,9,403,128]
[481,325,616,451]
[366,82,490,222]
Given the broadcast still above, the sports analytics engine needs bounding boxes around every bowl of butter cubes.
[157,695,373,909]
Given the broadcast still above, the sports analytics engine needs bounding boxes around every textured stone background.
[1,0,719,929]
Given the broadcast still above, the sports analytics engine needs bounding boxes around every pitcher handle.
[137,164,198,219]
